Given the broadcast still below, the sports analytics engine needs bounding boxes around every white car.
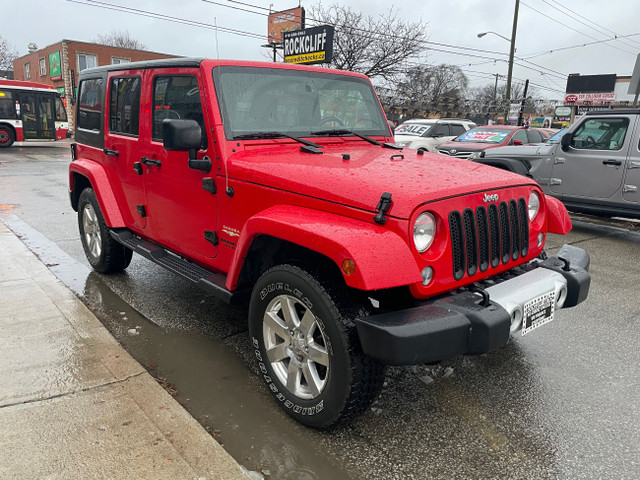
[394,118,477,152]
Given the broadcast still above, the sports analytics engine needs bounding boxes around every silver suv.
[394,118,476,152]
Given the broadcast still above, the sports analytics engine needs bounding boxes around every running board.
[110,229,249,305]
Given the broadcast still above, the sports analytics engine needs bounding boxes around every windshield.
[455,128,510,143]
[395,123,433,136]
[212,66,389,140]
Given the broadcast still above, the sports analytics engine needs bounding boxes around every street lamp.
[477,0,520,123]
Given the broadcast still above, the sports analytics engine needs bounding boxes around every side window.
[152,75,206,148]
[438,124,451,136]
[511,129,528,144]
[450,124,466,136]
[77,78,104,132]
[109,76,141,136]
[0,90,16,119]
[572,118,629,150]
[55,97,67,122]
[527,129,543,143]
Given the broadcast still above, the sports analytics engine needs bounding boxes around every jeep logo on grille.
[483,193,499,203]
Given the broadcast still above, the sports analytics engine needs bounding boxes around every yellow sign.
[284,52,326,64]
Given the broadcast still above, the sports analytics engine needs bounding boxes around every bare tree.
[0,35,19,72]
[309,4,429,82]
[94,30,146,50]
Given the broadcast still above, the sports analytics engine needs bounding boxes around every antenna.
[214,16,220,59]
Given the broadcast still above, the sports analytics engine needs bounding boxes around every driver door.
[142,71,219,258]
[550,116,630,199]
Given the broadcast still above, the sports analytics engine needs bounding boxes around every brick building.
[13,39,178,129]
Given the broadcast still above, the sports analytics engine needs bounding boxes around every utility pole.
[493,73,499,100]
[504,0,520,123]
[517,79,529,127]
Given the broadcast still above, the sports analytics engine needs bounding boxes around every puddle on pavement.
[2,215,353,480]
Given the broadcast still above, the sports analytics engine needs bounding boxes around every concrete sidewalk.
[0,221,249,479]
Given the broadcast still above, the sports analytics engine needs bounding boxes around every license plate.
[521,291,556,335]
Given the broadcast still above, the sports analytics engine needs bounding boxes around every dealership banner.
[564,92,615,105]
[283,25,334,65]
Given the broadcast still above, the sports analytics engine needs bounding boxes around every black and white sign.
[283,25,334,65]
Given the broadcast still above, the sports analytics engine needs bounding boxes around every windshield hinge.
[373,192,393,225]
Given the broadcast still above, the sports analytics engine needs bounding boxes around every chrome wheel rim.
[263,294,330,399]
[82,203,102,259]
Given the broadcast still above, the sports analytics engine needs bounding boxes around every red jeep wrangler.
[69,58,590,428]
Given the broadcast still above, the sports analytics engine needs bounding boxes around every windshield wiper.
[310,129,402,149]
[232,131,322,149]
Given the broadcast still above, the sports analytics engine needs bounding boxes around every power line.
[520,0,636,56]
[546,0,640,49]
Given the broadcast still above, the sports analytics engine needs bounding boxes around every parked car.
[393,118,476,152]
[69,58,590,428]
[479,110,640,218]
[436,125,550,159]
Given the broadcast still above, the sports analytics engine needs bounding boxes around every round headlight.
[528,191,540,221]
[414,212,436,253]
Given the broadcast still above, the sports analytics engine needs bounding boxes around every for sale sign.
[283,25,334,65]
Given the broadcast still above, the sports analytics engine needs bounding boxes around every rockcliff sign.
[283,25,334,65]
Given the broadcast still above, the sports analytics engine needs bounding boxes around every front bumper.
[355,244,590,365]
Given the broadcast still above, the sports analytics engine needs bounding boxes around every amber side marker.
[342,259,356,276]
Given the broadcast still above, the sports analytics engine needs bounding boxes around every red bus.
[0,79,70,147]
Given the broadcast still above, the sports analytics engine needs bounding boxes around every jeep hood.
[228,142,536,219]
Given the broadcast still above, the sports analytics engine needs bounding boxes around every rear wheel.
[249,264,385,428]
[0,125,14,148]
[78,188,132,273]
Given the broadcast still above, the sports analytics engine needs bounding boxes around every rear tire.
[248,264,385,428]
[0,125,14,148]
[78,188,133,273]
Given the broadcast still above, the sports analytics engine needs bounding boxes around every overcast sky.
[5,0,640,100]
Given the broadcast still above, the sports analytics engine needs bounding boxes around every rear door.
[551,115,631,199]
[104,71,147,230]
[142,70,219,258]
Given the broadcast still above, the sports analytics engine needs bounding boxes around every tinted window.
[109,76,141,136]
[153,75,206,148]
[450,124,466,136]
[511,129,528,144]
[572,118,629,150]
[0,90,16,119]
[55,96,67,122]
[77,78,104,132]
[527,129,543,143]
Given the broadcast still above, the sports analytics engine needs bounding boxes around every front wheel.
[248,264,385,428]
[0,125,14,148]
[78,188,132,273]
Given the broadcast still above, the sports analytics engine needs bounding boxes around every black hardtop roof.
[584,109,640,116]
[78,57,205,77]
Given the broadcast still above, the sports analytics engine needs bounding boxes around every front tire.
[78,188,132,273]
[248,264,385,428]
[0,125,14,148]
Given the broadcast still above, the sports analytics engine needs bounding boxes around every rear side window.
[109,76,141,136]
[77,78,104,132]
[450,124,466,136]
[152,75,206,148]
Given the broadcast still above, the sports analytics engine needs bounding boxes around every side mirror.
[560,132,572,150]
[513,139,524,146]
[162,119,211,173]
[162,119,201,151]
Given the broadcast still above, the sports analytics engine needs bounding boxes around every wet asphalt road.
[1,142,639,479]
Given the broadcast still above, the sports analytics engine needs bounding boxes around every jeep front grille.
[448,199,529,281]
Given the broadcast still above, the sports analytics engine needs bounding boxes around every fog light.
[421,266,434,286]
[342,259,356,276]
[537,232,544,247]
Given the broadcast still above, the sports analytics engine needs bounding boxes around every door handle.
[103,148,119,156]
[602,159,622,166]
[141,157,162,167]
